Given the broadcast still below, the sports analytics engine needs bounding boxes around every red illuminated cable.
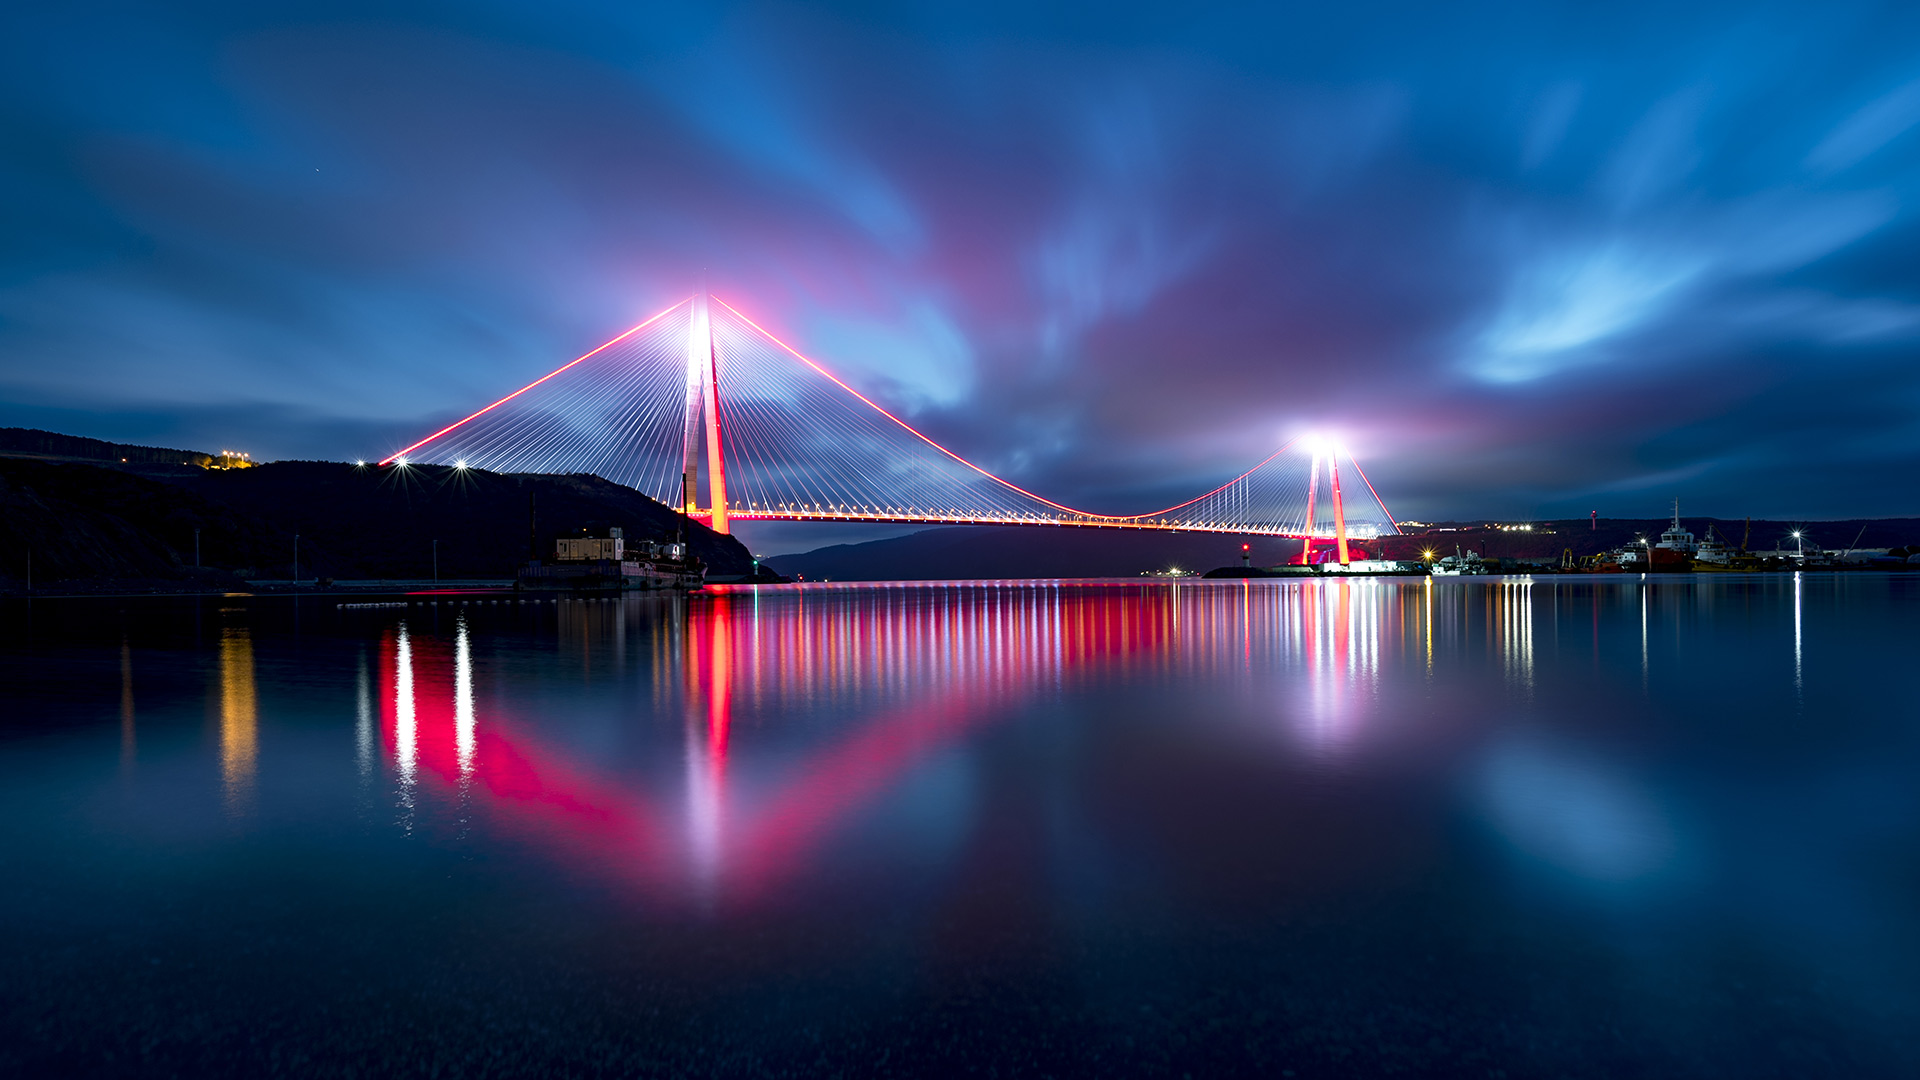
[377,297,692,466]
[713,296,1301,523]
[1345,452,1401,534]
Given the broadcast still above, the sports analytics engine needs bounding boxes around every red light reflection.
[373,581,1527,907]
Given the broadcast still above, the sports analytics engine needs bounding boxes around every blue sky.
[3,1,1918,547]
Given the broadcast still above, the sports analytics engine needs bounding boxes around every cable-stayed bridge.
[381,294,1400,563]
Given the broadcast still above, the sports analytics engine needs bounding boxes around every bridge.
[380,293,1400,563]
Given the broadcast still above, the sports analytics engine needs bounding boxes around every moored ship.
[1617,500,1697,571]
[1691,524,1765,571]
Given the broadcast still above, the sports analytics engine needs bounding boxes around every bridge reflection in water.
[372,580,1540,906]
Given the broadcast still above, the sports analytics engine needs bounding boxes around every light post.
[293,533,299,587]
[433,539,439,584]
[194,527,200,568]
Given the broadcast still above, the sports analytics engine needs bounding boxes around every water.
[3,576,1918,1077]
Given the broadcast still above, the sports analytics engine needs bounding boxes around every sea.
[2,574,1917,1077]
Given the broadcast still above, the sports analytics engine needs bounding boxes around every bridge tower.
[1328,453,1350,566]
[1298,450,1320,565]
[680,292,731,534]
[1295,445,1352,566]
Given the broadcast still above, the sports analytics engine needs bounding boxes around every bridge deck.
[694,510,1363,538]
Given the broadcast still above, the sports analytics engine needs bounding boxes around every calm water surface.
[3,576,1918,1077]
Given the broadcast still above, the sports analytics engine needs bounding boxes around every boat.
[1693,525,1732,566]
[1692,525,1763,571]
[1646,500,1697,571]
[517,528,705,592]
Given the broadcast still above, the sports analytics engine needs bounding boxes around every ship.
[516,528,705,592]
[1691,523,1763,572]
[1618,500,1696,571]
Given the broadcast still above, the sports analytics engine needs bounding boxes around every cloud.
[1602,88,1707,212]
[1522,82,1582,169]
[1476,242,1702,382]
[4,2,1920,522]
[1807,79,1920,175]
[801,300,975,410]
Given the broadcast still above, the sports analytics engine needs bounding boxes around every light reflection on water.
[2,574,1917,1075]
[340,578,1720,906]
[217,626,255,816]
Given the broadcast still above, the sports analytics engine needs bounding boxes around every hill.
[0,425,218,468]
[0,458,754,593]
[766,517,1920,581]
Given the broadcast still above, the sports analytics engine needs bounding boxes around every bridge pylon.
[1328,453,1350,566]
[681,292,731,534]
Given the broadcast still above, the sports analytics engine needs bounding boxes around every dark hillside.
[1368,519,1920,562]
[0,459,268,589]
[0,459,752,592]
[0,426,213,467]
[767,516,1920,581]
[171,461,754,579]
